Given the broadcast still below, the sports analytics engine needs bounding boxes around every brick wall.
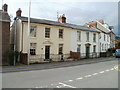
[0,22,2,65]
[2,21,10,65]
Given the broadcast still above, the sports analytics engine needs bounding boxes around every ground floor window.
[77,45,81,52]
[59,44,63,54]
[30,43,36,55]
[93,45,96,53]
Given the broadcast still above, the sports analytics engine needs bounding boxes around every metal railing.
[29,52,101,63]
[29,54,70,63]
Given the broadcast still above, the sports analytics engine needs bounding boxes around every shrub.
[8,50,19,65]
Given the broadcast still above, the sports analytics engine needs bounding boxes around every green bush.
[8,50,19,65]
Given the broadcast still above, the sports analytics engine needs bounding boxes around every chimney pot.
[16,8,22,17]
[58,14,66,23]
[3,4,8,12]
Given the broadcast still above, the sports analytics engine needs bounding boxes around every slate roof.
[17,16,100,33]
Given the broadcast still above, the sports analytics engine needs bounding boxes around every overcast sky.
[0,0,119,35]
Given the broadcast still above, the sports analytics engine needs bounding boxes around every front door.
[45,46,50,59]
[86,46,90,58]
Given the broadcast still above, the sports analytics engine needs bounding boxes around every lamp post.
[27,0,31,65]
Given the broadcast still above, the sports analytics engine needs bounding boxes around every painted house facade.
[85,20,115,53]
[11,9,100,64]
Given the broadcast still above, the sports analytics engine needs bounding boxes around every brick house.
[0,4,11,65]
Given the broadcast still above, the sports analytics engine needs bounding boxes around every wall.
[22,22,72,55]
[2,22,10,64]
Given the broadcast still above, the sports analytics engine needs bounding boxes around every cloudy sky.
[0,0,119,35]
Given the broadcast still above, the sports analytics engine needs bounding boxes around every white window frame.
[77,31,81,42]
[77,44,81,52]
[30,26,37,37]
[30,43,36,55]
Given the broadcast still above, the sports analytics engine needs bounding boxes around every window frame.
[30,43,36,55]
[93,45,96,53]
[77,44,81,52]
[77,31,81,42]
[59,29,64,38]
[30,26,37,37]
[45,27,50,38]
[59,44,63,54]
[93,33,96,42]
[86,32,89,42]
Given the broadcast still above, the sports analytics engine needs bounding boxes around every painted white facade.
[11,17,100,63]
[71,30,100,58]
[96,21,111,52]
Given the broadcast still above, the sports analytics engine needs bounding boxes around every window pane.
[59,44,63,54]
[45,28,50,38]
[59,29,63,38]
[93,33,96,42]
[93,45,96,53]
[86,32,89,41]
[30,26,36,37]
[77,45,81,52]
[77,31,81,41]
[30,43,36,55]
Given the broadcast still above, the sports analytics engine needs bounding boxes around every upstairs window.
[45,28,50,38]
[30,26,37,37]
[93,33,96,42]
[104,34,106,41]
[86,32,89,42]
[59,29,63,38]
[77,31,81,41]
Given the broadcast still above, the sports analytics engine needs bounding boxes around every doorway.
[86,46,90,58]
[45,46,50,59]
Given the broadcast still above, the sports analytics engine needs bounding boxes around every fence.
[80,52,100,59]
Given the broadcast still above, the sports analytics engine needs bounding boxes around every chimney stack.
[3,4,8,12]
[58,14,66,23]
[16,8,22,17]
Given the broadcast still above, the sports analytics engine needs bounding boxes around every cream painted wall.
[22,22,72,55]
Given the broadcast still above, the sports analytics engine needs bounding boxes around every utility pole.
[2,0,3,9]
[27,0,31,65]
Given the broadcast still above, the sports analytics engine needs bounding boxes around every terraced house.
[11,8,100,64]
[85,20,115,56]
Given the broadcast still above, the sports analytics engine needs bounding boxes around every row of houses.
[1,4,116,65]
[10,7,116,64]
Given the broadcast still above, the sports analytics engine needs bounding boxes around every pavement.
[1,57,117,73]
[2,58,118,88]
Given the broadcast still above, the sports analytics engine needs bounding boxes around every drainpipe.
[14,19,17,66]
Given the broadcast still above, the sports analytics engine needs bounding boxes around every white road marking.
[110,68,114,70]
[59,82,77,88]
[84,75,92,77]
[68,80,73,82]
[92,73,98,75]
[105,69,110,72]
[76,77,83,80]
[99,71,105,73]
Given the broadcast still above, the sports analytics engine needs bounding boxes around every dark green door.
[86,46,90,58]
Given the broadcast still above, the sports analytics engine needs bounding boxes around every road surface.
[2,58,118,88]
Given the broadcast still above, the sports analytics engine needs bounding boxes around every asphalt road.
[2,58,118,88]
